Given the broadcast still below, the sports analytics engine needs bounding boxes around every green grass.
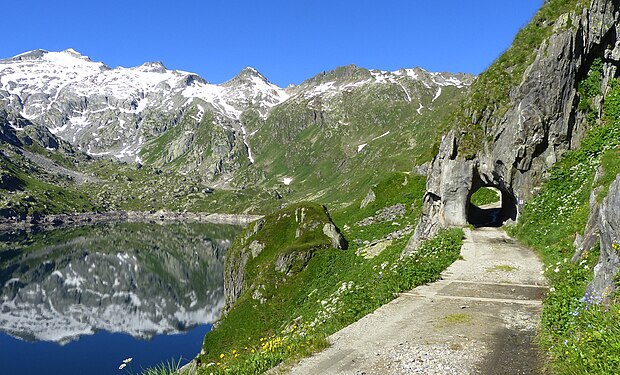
[470,187,500,207]
[138,358,183,375]
[508,76,620,374]
[198,173,463,374]
[0,150,101,217]
[199,228,463,374]
[237,69,467,212]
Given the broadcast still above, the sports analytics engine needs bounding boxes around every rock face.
[223,219,265,312]
[410,0,620,248]
[577,173,620,304]
[0,50,288,181]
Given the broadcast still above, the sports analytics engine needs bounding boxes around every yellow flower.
[232,349,237,354]
[219,353,225,359]
[251,349,255,353]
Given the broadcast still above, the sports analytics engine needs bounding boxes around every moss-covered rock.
[222,202,346,313]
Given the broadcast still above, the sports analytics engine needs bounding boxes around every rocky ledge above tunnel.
[407,0,620,252]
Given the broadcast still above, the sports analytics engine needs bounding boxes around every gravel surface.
[284,228,548,375]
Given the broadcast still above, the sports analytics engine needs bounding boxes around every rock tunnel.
[466,186,518,227]
[461,163,519,228]
[433,160,520,229]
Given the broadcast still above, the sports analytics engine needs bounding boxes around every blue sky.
[4,0,542,87]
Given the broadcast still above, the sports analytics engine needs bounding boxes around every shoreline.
[0,210,263,231]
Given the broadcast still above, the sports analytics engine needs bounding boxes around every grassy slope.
[508,68,620,373]
[469,187,501,207]
[237,74,466,212]
[198,173,464,374]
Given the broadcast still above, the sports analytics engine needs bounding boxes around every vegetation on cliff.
[510,69,620,373]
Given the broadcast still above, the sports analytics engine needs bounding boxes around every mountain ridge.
[0,49,474,191]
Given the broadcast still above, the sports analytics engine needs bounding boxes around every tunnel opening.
[467,186,518,228]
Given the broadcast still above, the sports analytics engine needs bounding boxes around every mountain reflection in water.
[0,222,240,345]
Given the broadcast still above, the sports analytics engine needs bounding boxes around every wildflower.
[219,353,225,359]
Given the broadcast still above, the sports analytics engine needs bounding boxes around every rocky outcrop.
[360,189,376,209]
[222,203,346,313]
[410,0,620,250]
[576,173,620,304]
[222,219,265,312]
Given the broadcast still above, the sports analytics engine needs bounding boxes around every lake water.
[0,222,241,374]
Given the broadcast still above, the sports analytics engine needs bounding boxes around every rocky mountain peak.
[8,49,49,61]
[306,64,372,87]
[135,61,168,73]
[62,48,90,60]
[222,66,271,88]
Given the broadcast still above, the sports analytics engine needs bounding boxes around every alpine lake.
[0,221,241,374]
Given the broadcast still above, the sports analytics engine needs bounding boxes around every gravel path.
[284,227,548,375]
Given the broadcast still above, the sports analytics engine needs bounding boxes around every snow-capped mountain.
[0,49,288,163]
[291,64,472,102]
[0,49,474,185]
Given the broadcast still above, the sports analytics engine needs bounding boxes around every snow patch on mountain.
[0,49,289,161]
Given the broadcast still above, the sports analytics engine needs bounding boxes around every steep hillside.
[0,108,103,218]
[412,0,616,241]
[197,184,464,374]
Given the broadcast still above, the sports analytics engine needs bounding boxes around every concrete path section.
[285,228,548,375]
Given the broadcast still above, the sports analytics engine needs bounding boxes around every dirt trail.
[285,227,548,374]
